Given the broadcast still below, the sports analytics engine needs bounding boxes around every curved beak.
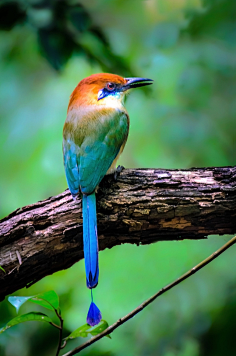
[121,77,153,91]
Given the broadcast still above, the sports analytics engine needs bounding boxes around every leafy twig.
[49,321,61,330]
[62,235,236,356]
[35,297,64,356]
[55,308,63,356]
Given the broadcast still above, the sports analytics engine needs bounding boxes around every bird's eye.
[106,82,115,91]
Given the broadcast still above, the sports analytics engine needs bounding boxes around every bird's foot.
[114,165,125,180]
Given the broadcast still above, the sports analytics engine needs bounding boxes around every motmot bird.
[63,73,153,326]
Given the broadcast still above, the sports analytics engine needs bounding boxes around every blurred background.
[0,0,236,355]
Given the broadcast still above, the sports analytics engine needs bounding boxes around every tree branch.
[0,166,236,300]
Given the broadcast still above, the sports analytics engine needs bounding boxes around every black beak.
[122,77,153,91]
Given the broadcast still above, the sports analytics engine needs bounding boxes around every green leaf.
[0,266,5,273]
[8,291,59,313]
[64,320,109,340]
[8,296,33,313]
[30,290,59,311]
[90,320,109,336]
[0,312,52,334]
[64,323,91,340]
[38,28,74,71]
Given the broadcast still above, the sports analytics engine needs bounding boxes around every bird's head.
[68,73,153,110]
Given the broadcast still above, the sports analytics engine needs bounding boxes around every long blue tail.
[82,192,102,326]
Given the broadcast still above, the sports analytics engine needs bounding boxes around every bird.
[63,73,153,326]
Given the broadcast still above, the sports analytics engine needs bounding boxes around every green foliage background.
[0,0,236,355]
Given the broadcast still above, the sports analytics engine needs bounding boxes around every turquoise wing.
[63,111,128,196]
[63,138,81,197]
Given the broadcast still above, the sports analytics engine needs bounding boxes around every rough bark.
[0,166,236,301]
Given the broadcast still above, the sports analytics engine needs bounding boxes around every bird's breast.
[63,105,129,148]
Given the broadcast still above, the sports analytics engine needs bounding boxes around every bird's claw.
[114,165,125,180]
